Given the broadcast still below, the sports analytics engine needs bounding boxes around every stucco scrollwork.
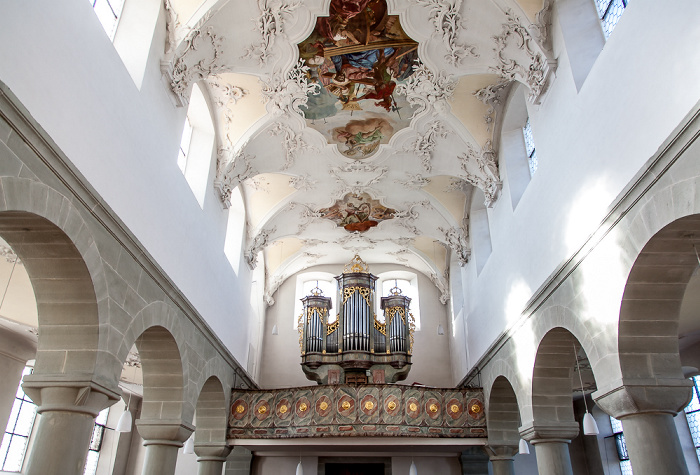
[473,79,510,133]
[429,271,450,304]
[403,120,450,173]
[395,174,431,190]
[164,21,226,107]
[245,227,277,269]
[396,61,456,117]
[394,201,430,236]
[289,174,317,191]
[415,0,478,66]
[243,0,301,66]
[458,141,501,207]
[268,123,317,170]
[330,165,388,199]
[0,245,20,264]
[491,10,553,103]
[438,225,470,266]
[261,60,320,116]
[264,274,284,307]
[288,202,324,234]
[214,145,257,208]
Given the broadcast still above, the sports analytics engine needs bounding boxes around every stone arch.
[617,213,700,393]
[487,375,522,448]
[0,177,107,379]
[194,375,228,446]
[527,326,597,440]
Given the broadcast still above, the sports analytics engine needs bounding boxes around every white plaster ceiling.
[162,0,558,303]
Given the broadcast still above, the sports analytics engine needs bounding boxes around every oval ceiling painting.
[299,0,419,159]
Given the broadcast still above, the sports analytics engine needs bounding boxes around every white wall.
[448,0,700,376]
[0,0,256,367]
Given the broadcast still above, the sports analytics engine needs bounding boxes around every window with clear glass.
[523,117,538,177]
[89,0,125,39]
[83,407,109,475]
[377,275,421,330]
[595,0,630,38]
[294,276,337,329]
[609,416,633,474]
[177,116,194,173]
[684,375,700,463]
[0,365,37,472]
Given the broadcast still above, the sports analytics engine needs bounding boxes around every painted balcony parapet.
[228,384,486,439]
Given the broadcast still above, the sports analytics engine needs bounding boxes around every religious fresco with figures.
[299,0,419,158]
[318,192,397,232]
[229,385,486,439]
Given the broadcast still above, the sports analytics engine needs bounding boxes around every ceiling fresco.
[161,0,557,306]
[299,0,418,158]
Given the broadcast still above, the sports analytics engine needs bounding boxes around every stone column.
[519,422,579,475]
[196,444,232,475]
[21,376,119,475]
[596,383,692,475]
[459,447,489,475]
[136,419,194,475]
[485,446,517,475]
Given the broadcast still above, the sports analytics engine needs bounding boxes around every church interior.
[0,0,699,474]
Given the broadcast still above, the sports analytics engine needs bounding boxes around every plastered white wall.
[448,0,700,377]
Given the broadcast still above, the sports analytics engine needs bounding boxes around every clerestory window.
[523,117,538,177]
[89,0,125,39]
[595,0,630,38]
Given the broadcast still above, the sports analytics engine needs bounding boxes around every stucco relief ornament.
[491,10,551,103]
[330,165,388,199]
[243,0,301,66]
[268,123,317,170]
[394,201,431,236]
[403,120,450,173]
[0,246,20,264]
[396,61,456,117]
[458,141,501,207]
[214,146,257,208]
[165,23,226,107]
[533,0,554,54]
[473,79,510,133]
[439,225,470,266]
[261,60,320,116]
[264,274,284,306]
[287,202,324,234]
[415,0,478,66]
[395,173,431,190]
[289,174,317,191]
[429,272,450,304]
[245,227,277,269]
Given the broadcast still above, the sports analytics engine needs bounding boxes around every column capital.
[194,443,231,462]
[21,374,120,417]
[485,445,518,461]
[593,381,692,419]
[518,421,579,444]
[136,419,195,446]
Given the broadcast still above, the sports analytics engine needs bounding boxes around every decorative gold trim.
[470,403,482,414]
[342,401,351,410]
[258,405,267,414]
[299,402,308,412]
[373,318,386,336]
[409,402,418,412]
[429,404,438,413]
[343,254,370,273]
[236,405,245,414]
[364,401,374,410]
[450,404,459,413]
[326,320,339,335]
[387,401,397,411]
[320,401,329,411]
[280,405,288,414]
[342,286,372,306]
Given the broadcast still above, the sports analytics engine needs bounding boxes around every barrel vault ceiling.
[161,0,556,305]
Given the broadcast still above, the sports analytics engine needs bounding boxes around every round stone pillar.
[595,383,693,475]
[519,422,579,475]
[136,419,194,475]
[21,376,119,475]
[485,446,517,475]
[195,444,232,475]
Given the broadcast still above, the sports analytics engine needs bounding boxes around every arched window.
[500,84,534,209]
[178,82,215,208]
[596,0,630,38]
[224,187,246,274]
[293,273,337,329]
[470,187,493,275]
[89,0,125,39]
[523,117,538,177]
[376,272,421,330]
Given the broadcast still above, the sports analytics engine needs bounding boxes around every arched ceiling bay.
[163,0,555,305]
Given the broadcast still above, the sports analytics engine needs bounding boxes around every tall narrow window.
[609,417,633,475]
[523,117,538,177]
[294,276,337,329]
[83,408,109,475]
[595,0,630,38]
[0,365,37,472]
[376,273,421,330]
[89,0,125,39]
[177,116,193,173]
[684,375,700,463]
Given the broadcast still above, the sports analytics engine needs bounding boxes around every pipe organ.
[299,255,414,385]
